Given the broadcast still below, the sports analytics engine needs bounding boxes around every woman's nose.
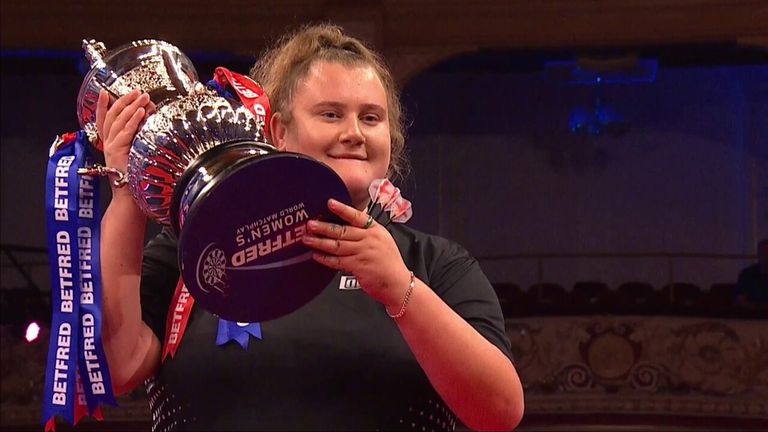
[339,117,365,146]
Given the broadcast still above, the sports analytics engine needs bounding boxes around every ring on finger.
[363,214,374,229]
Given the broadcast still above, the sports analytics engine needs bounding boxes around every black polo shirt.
[140,223,511,431]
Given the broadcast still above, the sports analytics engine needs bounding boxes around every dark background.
[1,1,767,430]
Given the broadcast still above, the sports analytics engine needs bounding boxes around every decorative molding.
[3,315,767,427]
[507,316,768,418]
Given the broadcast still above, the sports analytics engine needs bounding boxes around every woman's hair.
[250,23,407,179]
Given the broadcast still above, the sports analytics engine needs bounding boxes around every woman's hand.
[302,198,412,310]
[303,203,523,431]
[96,92,161,394]
[95,89,152,180]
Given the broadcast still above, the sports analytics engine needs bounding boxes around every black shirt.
[140,223,512,431]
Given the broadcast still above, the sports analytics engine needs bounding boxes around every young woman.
[97,24,523,431]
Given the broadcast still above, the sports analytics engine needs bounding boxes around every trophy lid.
[76,39,199,135]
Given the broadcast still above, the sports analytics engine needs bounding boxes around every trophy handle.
[162,50,191,99]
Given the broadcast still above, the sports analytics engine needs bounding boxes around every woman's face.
[271,61,391,210]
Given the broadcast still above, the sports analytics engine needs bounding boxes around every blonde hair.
[250,23,407,179]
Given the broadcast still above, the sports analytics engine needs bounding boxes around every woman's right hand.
[97,88,161,392]
[95,89,152,181]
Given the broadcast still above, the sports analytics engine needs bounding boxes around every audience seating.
[492,283,526,316]
[527,283,567,315]
[570,281,612,314]
[703,283,737,315]
[491,281,757,318]
[662,283,703,315]
[709,283,736,303]
[616,282,666,315]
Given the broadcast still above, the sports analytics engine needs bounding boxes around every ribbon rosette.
[216,319,262,349]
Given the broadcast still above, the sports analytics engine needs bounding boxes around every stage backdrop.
[1,57,766,292]
[402,61,767,290]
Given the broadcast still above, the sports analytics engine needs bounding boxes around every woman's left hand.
[302,198,412,309]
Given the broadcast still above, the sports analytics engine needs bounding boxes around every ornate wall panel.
[507,316,768,420]
[2,317,767,428]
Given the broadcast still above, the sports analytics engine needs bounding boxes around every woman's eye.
[321,112,341,119]
[362,114,380,123]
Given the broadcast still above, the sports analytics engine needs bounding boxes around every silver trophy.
[77,39,274,229]
[75,39,351,322]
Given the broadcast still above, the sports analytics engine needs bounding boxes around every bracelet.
[387,271,415,319]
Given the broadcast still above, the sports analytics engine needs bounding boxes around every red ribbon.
[162,278,195,360]
[213,67,271,135]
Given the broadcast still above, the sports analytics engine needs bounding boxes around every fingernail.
[328,199,339,208]
[307,220,318,230]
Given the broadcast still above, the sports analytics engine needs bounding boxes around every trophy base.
[175,147,351,323]
[170,139,276,235]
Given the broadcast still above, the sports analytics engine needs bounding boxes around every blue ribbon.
[43,133,83,425]
[207,78,235,99]
[76,145,116,412]
[215,319,262,349]
[42,131,116,426]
